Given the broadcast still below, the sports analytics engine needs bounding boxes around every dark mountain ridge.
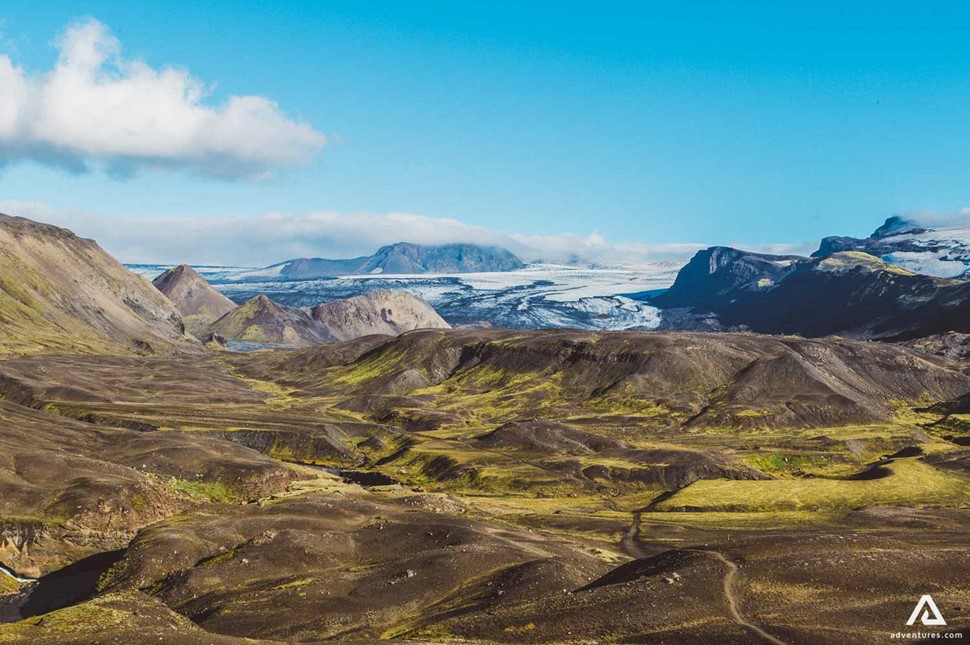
[253,242,525,280]
[653,247,970,340]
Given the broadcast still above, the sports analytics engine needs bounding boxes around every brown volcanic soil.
[427,520,970,644]
[94,490,608,642]
[0,399,295,577]
[475,419,629,454]
[0,329,968,643]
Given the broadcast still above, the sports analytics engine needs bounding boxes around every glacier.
[130,262,678,331]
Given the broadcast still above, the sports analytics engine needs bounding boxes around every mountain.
[815,215,970,277]
[309,290,450,341]
[5,214,970,642]
[648,246,804,311]
[208,294,336,346]
[238,242,525,280]
[0,214,193,355]
[653,247,970,340]
[152,264,237,336]
[359,242,525,274]
[208,291,452,347]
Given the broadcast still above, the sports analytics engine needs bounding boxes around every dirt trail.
[620,511,649,559]
[686,548,787,645]
[623,511,787,645]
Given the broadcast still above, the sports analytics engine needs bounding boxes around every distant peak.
[165,264,197,277]
[152,264,209,291]
[871,215,925,239]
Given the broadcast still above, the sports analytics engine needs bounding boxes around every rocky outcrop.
[208,295,335,346]
[309,290,450,341]
[814,215,970,277]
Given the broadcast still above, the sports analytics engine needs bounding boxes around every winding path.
[620,510,649,559]
[623,511,787,645]
[684,548,787,645]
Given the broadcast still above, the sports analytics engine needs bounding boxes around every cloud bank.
[512,232,707,266]
[0,19,325,179]
[899,210,970,230]
[1,200,812,269]
[0,201,524,266]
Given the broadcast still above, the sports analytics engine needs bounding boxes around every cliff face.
[653,245,970,340]
[651,246,805,311]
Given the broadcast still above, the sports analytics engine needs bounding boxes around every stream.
[0,550,124,623]
[306,464,400,487]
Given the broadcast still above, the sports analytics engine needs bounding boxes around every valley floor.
[0,329,967,643]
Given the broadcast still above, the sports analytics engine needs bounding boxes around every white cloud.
[511,232,707,266]
[899,210,970,230]
[0,201,524,266]
[0,19,325,179]
[0,200,810,269]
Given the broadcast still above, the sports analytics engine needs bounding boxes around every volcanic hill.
[152,264,237,336]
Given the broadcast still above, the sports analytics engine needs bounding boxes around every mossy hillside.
[331,342,414,386]
[167,479,237,504]
[0,590,222,643]
[182,311,217,337]
[582,395,676,420]
[211,298,271,343]
[0,573,20,595]
[232,329,970,436]
[0,219,196,357]
[815,251,917,276]
[382,436,713,497]
[655,458,970,512]
[411,368,568,424]
[0,252,121,355]
[225,366,297,408]
[221,334,962,500]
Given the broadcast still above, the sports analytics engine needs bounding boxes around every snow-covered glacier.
[130,263,679,331]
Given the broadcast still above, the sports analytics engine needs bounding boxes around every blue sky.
[2,1,970,264]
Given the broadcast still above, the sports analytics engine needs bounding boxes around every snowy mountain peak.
[814,216,970,278]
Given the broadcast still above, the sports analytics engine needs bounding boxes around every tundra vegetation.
[0,215,967,643]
